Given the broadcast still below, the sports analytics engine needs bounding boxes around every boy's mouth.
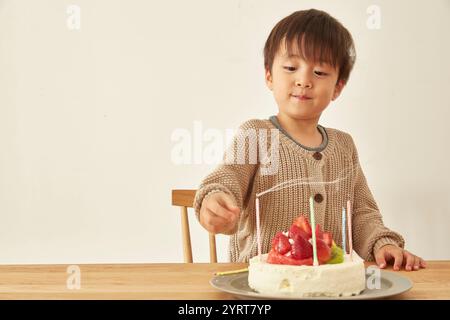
[291,94,312,100]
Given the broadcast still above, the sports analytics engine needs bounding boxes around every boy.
[193,9,425,271]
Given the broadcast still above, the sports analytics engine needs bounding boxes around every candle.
[214,268,248,276]
[347,200,353,261]
[309,196,319,266]
[255,197,262,258]
[342,207,347,254]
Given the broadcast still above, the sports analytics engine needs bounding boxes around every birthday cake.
[248,216,366,297]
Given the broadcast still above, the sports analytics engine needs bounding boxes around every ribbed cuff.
[373,237,402,255]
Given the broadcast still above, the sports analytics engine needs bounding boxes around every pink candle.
[347,200,353,260]
[255,197,262,258]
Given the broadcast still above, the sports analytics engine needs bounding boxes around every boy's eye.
[283,66,296,72]
[314,71,328,76]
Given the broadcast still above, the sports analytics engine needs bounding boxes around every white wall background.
[0,0,449,264]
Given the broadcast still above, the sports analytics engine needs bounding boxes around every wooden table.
[0,261,448,299]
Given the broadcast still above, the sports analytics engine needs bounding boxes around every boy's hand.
[199,192,240,234]
[375,244,426,271]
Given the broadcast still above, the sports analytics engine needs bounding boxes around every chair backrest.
[171,189,217,263]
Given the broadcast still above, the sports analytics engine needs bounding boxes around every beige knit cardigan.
[194,118,404,262]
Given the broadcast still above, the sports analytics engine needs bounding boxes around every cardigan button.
[314,193,324,203]
[313,152,322,160]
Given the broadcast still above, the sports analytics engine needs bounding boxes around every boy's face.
[265,41,345,122]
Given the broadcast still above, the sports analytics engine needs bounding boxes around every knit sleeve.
[193,120,261,234]
[349,136,405,261]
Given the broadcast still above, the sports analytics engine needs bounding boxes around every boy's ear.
[331,80,345,101]
[265,68,273,91]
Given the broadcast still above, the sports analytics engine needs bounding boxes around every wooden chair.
[171,189,217,263]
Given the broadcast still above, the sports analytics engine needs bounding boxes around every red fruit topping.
[293,216,312,237]
[267,249,313,266]
[322,232,333,248]
[315,224,324,239]
[291,234,313,260]
[289,224,310,241]
[315,238,332,263]
[268,215,336,266]
[271,232,291,255]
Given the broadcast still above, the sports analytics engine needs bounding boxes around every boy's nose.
[295,80,312,88]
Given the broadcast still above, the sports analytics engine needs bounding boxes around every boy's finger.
[404,252,415,271]
[419,258,427,268]
[374,251,387,269]
[413,256,420,271]
[392,250,403,271]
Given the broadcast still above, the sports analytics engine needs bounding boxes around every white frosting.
[248,251,366,297]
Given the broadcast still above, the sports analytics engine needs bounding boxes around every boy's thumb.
[227,202,240,212]
[222,195,239,212]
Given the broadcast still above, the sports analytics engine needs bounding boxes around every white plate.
[210,270,412,300]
